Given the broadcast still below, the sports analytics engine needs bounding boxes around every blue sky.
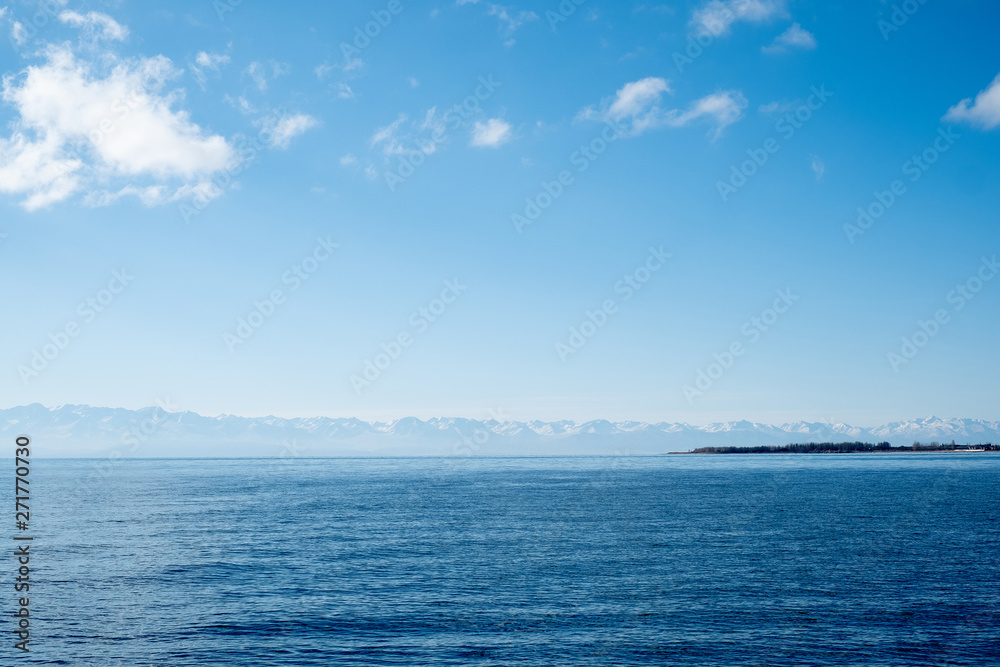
[0,0,998,425]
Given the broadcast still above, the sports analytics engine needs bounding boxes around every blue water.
[9,455,1000,665]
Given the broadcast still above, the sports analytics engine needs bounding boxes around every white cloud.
[58,11,129,41]
[608,77,672,122]
[579,77,747,138]
[470,118,512,147]
[763,23,817,53]
[691,0,787,37]
[336,83,355,100]
[944,74,1000,130]
[0,45,238,211]
[339,154,358,167]
[268,114,319,149]
[0,133,83,211]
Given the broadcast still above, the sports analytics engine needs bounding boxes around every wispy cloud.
[762,23,816,54]
[315,62,335,81]
[244,61,290,92]
[336,83,355,100]
[58,10,129,41]
[811,155,825,181]
[690,0,787,37]
[488,4,538,34]
[268,114,320,149]
[579,77,747,138]
[457,1,538,45]
[191,51,230,88]
[370,114,410,155]
[11,20,28,46]
[944,73,1000,130]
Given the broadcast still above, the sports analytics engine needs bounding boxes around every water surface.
[12,454,1000,665]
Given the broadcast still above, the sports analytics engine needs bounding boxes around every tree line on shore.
[690,441,996,454]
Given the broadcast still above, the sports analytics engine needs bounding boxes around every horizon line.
[3,403,998,430]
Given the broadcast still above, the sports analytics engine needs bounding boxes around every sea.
[9,454,1000,665]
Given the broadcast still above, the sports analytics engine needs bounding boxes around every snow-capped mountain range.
[2,404,998,457]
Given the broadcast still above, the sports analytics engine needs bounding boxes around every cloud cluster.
[0,10,318,212]
[0,45,237,210]
[580,77,748,139]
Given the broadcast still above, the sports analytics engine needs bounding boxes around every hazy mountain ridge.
[3,404,998,457]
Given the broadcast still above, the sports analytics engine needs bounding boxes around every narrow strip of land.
[675,442,996,454]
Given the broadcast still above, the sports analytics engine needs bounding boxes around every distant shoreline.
[669,442,996,455]
[666,450,999,455]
